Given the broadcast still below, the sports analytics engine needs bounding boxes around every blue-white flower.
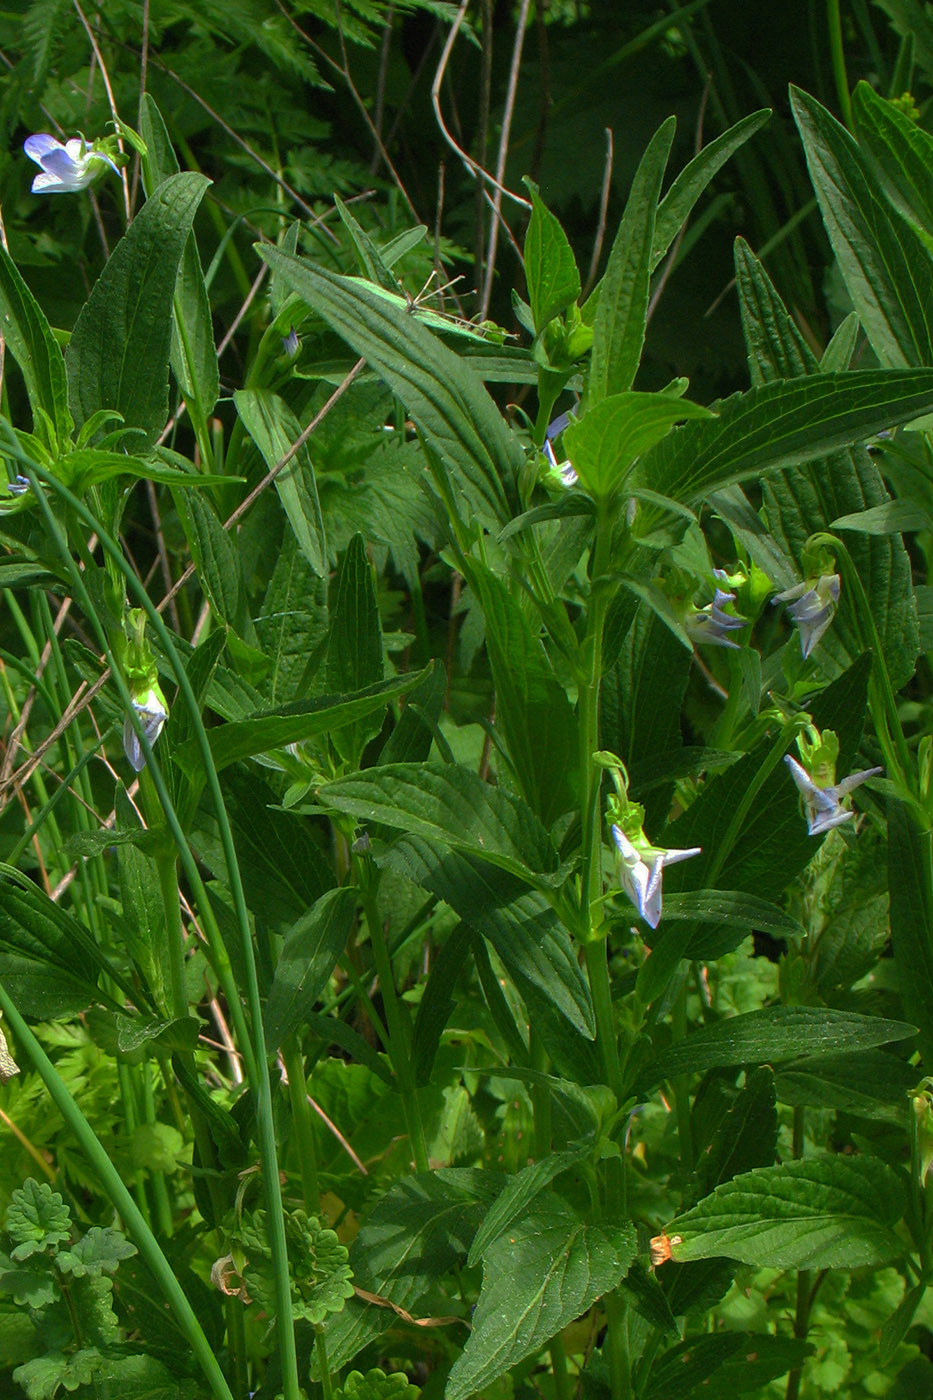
[24,134,119,194]
[774,573,840,658]
[123,687,169,773]
[685,570,746,649]
[611,824,701,929]
[785,754,881,836]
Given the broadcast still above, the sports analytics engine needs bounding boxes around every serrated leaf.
[255,248,520,528]
[313,1169,500,1377]
[660,891,806,939]
[65,173,210,445]
[446,1190,636,1400]
[645,1332,811,1400]
[467,1150,589,1266]
[694,1067,778,1198]
[775,1048,916,1116]
[792,85,933,368]
[633,369,933,507]
[633,1007,915,1095]
[5,1180,71,1258]
[321,762,559,887]
[852,81,933,232]
[665,1155,906,1268]
[384,835,597,1058]
[325,533,384,763]
[174,490,252,639]
[411,922,472,1086]
[264,887,356,1052]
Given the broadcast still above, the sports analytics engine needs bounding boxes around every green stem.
[225,1297,250,1400]
[672,977,694,1174]
[826,0,853,128]
[359,866,430,1172]
[18,450,300,1400]
[282,1036,320,1213]
[603,1290,633,1399]
[155,847,189,1023]
[0,986,235,1400]
[785,1106,809,1400]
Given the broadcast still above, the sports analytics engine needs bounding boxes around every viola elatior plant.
[23,133,119,193]
[116,608,168,772]
[774,560,841,658]
[785,726,882,836]
[683,567,748,649]
[602,755,701,928]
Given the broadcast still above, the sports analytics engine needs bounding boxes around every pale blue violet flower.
[685,569,746,649]
[24,134,119,194]
[774,573,841,658]
[784,754,882,836]
[123,687,169,773]
[6,475,30,497]
[611,824,702,930]
[281,326,300,358]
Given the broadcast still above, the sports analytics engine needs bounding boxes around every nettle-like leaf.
[69,1271,120,1346]
[446,1189,636,1400]
[664,1155,906,1269]
[237,1209,354,1325]
[5,1180,71,1260]
[333,1369,420,1400]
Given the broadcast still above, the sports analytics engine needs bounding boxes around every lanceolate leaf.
[735,239,919,688]
[235,388,328,577]
[665,1155,906,1268]
[173,672,424,775]
[264,887,357,1052]
[633,369,933,507]
[385,834,596,1047]
[652,109,771,270]
[255,247,520,527]
[464,563,578,828]
[852,80,933,232]
[888,798,933,1069]
[66,172,210,445]
[791,85,933,369]
[633,1006,915,1096]
[446,1191,636,1400]
[320,762,559,886]
[588,116,675,404]
[0,240,71,448]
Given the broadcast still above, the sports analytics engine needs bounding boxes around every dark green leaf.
[174,672,422,775]
[66,173,210,445]
[0,240,70,447]
[256,248,520,528]
[634,1007,915,1095]
[634,369,933,506]
[446,1190,635,1400]
[264,887,356,1053]
[564,391,714,497]
[235,388,328,577]
[791,85,933,368]
[589,117,675,402]
[464,563,578,827]
[665,1155,906,1268]
[324,533,384,763]
[321,762,559,886]
[889,798,933,1068]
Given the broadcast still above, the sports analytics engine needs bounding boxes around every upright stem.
[282,1037,320,1213]
[826,0,853,127]
[785,1106,810,1400]
[359,866,430,1173]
